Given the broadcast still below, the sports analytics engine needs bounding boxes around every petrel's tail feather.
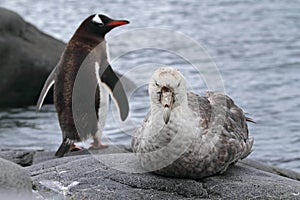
[55,138,72,157]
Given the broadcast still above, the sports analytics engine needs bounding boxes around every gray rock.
[26,146,300,200]
[0,147,43,167]
[32,144,132,165]
[0,158,32,200]
[241,159,300,182]
[0,8,136,108]
[0,7,64,107]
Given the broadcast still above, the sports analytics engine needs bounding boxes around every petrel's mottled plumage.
[132,67,254,179]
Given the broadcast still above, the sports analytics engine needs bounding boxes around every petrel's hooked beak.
[160,87,174,124]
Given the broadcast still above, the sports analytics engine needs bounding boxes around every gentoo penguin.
[132,67,254,179]
[36,14,130,157]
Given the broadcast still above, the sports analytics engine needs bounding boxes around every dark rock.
[32,144,131,165]
[0,8,135,108]
[0,7,64,107]
[26,145,300,200]
[241,159,300,181]
[0,147,43,167]
[0,158,32,200]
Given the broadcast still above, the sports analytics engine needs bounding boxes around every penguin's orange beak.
[107,20,129,27]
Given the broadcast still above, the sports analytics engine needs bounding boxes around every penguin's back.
[54,40,105,141]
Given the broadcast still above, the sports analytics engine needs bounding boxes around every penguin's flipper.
[36,66,57,112]
[99,63,129,121]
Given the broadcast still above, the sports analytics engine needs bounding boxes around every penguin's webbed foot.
[89,137,108,150]
[70,144,83,152]
[88,142,108,150]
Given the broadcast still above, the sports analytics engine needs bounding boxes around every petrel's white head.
[149,67,187,124]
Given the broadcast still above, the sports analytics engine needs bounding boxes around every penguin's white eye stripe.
[92,14,103,24]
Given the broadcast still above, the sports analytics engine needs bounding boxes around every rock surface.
[0,7,64,107]
[23,145,300,200]
[0,158,32,200]
[0,147,43,167]
[0,8,135,108]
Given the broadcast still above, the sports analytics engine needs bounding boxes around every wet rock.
[0,148,42,167]
[32,144,132,165]
[0,8,135,108]
[241,159,300,182]
[0,7,64,107]
[2,145,300,199]
[26,145,300,200]
[0,158,32,200]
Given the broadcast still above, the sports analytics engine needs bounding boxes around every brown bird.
[132,67,254,179]
[37,14,129,157]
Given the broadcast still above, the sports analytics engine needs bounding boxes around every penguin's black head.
[77,14,129,38]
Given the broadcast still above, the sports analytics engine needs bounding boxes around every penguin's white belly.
[94,62,109,139]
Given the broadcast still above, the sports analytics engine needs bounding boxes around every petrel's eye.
[155,81,159,87]
[177,81,181,87]
[92,14,104,26]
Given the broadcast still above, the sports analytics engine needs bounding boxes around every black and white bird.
[36,14,129,157]
[132,67,254,179]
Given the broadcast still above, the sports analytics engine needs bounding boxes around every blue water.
[0,0,300,172]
